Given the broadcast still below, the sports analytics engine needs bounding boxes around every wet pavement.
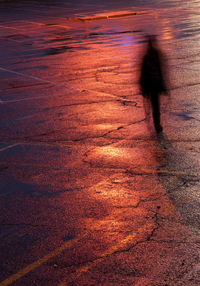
[0,0,200,285]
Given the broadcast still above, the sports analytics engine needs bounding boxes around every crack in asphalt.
[0,98,129,126]
[54,214,159,275]
[150,239,200,244]
[146,212,160,241]
[74,118,145,143]
[113,194,166,210]
[170,81,200,91]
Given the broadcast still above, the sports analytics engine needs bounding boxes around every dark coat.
[140,47,166,96]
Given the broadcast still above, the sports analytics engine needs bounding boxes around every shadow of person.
[156,131,174,150]
[153,132,200,239]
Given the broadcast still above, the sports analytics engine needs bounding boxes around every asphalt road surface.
[0,0,200,285]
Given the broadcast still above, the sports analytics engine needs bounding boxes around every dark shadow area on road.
[155,132,200,238]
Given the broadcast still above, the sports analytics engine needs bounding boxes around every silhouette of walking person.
[140,35,169,133]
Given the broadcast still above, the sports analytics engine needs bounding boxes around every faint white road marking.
[0,233,86,286]
[0,66,82,92]
[0,93,63,104]
[0,66,121,104]
[0,143,20,152]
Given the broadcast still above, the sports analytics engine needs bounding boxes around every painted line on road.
[161,196,188,216]
[0,143,20,152]
[59,222,155,285]
[0,176,188,285]
[0,67,121,104]
[0,66,82,95]
[1,93,64,104]
[20,20,70,29]
[0,202,154,286]
[0,233,86,286]
[59,176,188,285]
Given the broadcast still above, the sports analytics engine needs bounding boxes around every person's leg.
[151,94,163,133]
[143,95,151,122]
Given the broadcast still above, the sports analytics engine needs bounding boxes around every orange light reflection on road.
[159,18,174,41]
